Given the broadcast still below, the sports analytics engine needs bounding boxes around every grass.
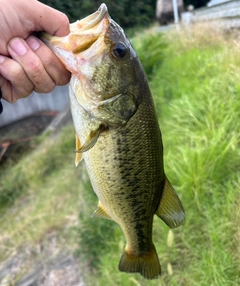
[79,24,240,285]
[0,23,240,284]
[0,125,81,260]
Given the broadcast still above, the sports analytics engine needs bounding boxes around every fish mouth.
[42,3,111,55]
[68,4,111,54]
[70,3,109,32]
[67,3,110,54]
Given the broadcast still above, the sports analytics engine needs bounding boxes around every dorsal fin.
[155,177,185,228]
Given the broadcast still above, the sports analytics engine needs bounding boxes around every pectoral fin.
[91,201,113,220]
[75,134,83,167]
[155,177,185,228]
[75,125,104,154]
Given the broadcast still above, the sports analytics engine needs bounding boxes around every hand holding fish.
[0,0,70,103]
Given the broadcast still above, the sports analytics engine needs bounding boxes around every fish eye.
[112,42,128,58]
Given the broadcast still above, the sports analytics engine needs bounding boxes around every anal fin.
[91,201,113,221]
[155,177,185,228]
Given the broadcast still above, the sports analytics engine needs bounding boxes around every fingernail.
[9,38,27,56]
[27,37,40,51]
[0,55,6,63]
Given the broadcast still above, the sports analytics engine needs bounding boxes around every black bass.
[42,4,185,279]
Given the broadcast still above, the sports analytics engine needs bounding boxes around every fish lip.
[71,3,109,32]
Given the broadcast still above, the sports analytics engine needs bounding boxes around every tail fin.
[118,246,161,280]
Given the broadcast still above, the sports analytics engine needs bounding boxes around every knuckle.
[43,55,70,86]
[26,59,56,93]
[1,86,18,103]
[58,71,71,86]
[28,60,43,75]
[2,93,15,103]
[0,60,34,101]
[43,53,55,67]
[34,81,55,94]
[46,82,55,93]
[11,64,25,79]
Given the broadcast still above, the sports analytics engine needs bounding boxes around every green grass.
[1,23,240,284]
[0,125,81,260]
[79,25,240,285]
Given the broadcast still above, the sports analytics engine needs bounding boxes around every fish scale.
[42,3,185,279]
[84,81,163,256]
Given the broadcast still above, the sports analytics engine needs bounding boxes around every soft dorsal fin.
[75,134,83,167]
[155,177,185,228]
[91,201,113,221]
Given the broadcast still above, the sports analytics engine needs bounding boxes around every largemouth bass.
[42,3,185,279]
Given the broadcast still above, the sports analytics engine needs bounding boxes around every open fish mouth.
[70,3,109,32]
[66,3,110,54]
[42,3,110,55]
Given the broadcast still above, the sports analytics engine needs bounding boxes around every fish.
[42,3,185,280]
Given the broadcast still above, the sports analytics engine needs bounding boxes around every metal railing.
[182,0,240,28]
[0,85,69,128]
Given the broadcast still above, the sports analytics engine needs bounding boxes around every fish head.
[42,4,144,125]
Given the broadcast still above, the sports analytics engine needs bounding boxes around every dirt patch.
[0,112,58,164]
[0,232,85,286]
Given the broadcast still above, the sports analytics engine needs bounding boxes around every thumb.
[30,1,70,36]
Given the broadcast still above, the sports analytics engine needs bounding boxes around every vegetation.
[78,25,240,285]
[1,23,240,285]
[0,126,79,260]
[39,0,156,28]
[39,0,209,26]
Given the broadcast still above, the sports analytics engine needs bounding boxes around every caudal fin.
[118,246,161,279]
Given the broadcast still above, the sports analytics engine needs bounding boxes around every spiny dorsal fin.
[75,133,83,167]
[155,177,185,228]
[91,201,113,220]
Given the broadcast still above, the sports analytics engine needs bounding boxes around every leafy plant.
[40,0,156,28]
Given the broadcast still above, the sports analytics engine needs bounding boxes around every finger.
[8,37,56,94]
[26,36,70,86]
[28,1,70,36]
[0,55,34,102]
[0,74,19,103]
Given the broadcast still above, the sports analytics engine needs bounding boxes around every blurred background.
[0,1,240,285]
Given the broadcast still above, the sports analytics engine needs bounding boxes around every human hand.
[0,0,71,103]
[0,35,71,103]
